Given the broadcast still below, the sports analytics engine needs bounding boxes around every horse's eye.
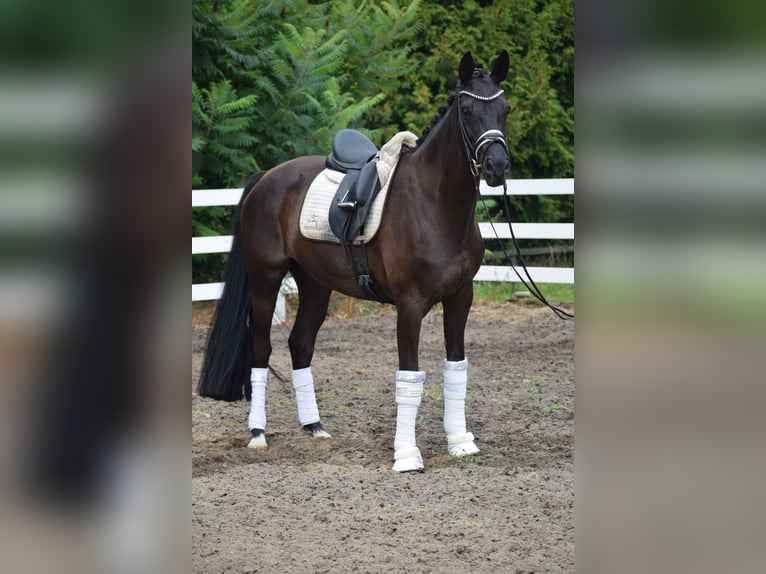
[503,105,511,116]
[460,106,472,116]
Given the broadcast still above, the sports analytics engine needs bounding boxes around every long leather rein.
[455,84,574,320]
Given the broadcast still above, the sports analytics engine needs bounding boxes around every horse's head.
[456,51,511,187]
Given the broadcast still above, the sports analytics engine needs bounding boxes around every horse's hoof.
[392,447,424,473]
[303,422,332,438]
[248,429,268,450]
[447,432,479,457]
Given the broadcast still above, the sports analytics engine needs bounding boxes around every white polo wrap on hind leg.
[292,367,320,426]
[248,367,268,431]
[393,370,425,472]
[444,359,479,456]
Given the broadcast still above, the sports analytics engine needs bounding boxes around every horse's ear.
[459,52,475,86]
[490,50,509,84]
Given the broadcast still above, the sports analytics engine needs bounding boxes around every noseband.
[456,86,509,184]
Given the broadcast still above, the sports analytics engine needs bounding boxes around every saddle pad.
[299,166,396,244]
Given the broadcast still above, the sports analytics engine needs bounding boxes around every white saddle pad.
[299,131,416,244]
[298,168,391,244]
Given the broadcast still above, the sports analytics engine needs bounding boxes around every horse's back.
[244,155,324,208]
[241,156,323,225]
[239,156,324,264]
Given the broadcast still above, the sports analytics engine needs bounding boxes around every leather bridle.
[455,85,510,186]
[455,81,573,320]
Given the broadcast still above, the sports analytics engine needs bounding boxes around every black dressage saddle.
[324,129,393,304]
[326,129,382,244]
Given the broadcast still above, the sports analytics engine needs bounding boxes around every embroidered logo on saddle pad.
[299,131,417,244]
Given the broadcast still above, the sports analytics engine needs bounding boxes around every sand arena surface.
[193,302,574,573]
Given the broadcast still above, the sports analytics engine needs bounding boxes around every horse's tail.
[197,171,265,401]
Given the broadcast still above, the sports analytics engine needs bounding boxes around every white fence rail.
[192,178,574,310]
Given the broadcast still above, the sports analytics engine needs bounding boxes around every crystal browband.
[459,89,505,101]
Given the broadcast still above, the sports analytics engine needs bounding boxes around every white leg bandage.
[444,359,479,457]
[393,370,425,472]
[292,367,320,426]
[248,367,268,431]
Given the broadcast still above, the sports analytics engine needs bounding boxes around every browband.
[458,89,505,101]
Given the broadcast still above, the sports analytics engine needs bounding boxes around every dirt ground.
[192,301,574,573]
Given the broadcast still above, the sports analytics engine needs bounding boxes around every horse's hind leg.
[247,267,286,450]
[442,282,480,457]
[287,266,332,438]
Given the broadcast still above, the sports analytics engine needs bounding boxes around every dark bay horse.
[198,51,511,472]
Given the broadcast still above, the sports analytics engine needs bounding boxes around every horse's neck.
[412,108,477,228]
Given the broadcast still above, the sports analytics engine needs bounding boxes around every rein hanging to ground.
[480,186,574,320]
[456,84,573,320]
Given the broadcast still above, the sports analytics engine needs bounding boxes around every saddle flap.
[328,171,360,240]
[354,161,379,207]
[328,162,382,243]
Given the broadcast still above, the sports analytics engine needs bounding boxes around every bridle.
[455,82,574,321]
[455,84,510,189]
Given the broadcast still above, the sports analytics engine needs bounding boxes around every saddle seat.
[325,128,378,173]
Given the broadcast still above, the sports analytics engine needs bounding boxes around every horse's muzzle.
[482,146,510,187]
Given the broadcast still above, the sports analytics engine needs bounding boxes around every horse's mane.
[414,68,490,147]
[415,93,456,147]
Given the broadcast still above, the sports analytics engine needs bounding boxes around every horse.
[198,50,511,472]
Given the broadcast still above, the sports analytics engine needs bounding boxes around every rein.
[456,84,574,320]
[480,187,574,320]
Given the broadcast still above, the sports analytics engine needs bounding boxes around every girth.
[346,243,394,305]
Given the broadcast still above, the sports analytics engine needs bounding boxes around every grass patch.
[192,301,218,327]
[473,281,574,304]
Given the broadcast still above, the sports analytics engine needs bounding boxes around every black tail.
[197,172,265,401]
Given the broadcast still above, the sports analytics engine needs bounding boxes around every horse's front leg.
[442,282,480,457]
[392,298,428,472]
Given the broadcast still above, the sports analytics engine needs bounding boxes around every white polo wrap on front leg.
[392,370,425,472]
[292,367,320,426]
[248,367,268,431]
[444,359,479,457]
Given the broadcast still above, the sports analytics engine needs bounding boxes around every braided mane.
[415,93,455,147]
